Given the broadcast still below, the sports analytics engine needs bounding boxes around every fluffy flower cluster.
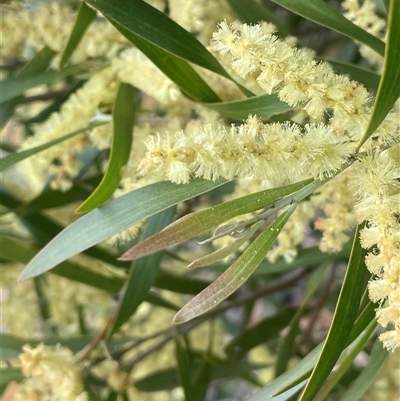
[17,343,87,401]
[139,115,354,184]
[212,20,397,145]
[349,152,400,350]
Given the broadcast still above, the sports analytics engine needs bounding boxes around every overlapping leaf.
[19,178,227,280]
[120,179,312,261]
[172,204,296,324]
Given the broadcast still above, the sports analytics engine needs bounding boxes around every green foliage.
[1,1,398,400]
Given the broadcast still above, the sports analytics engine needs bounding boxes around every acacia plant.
[1,0,399,400]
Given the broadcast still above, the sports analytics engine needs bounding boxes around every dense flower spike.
[349,152,400,350]
[212,20,396,146]
[139,116,354,184]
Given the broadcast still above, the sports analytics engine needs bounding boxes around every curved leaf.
[76,83,138,213]
[84,0,229,78]
[113,26,222,102]
[172,204,296,324]
[119,179,312,261]
[205,93,291,120]
[18,178,227,281]
[271,0,385,56]
[340,338,388,401]
[59,1,96,68]
[357,0,400,148]
[298,224,368,401]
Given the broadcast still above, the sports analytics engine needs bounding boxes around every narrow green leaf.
[340,338,388,401]
[205,93,291,120]
[313,321,377,401]
[249,301,375,400]
[59,1,96,68]
[357,0,400,148]
[173,204,296,324]
[323,59,381,91]
[76,84,137,213]
[33,276,57,333]
[84,0,229,78]
[0,189,128,269]
[0,121,105,173]
[114,28,222,102]
[120,179,312,261]
[110,207,176,333]
[1,64,82,103]
[175,338,196,401]
[226,0,290,37]
[18,178,227,281]
[298,224,368,401]
[271,0,385,56]
[0,46,56,128]
[225,307,299,357]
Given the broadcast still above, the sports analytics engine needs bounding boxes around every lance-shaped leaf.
[18,178,226,281]
[357,0,400,149]
[76,83,138,213]
[59,1,96,68]
[205,93,291,120]
[172,204,296,324]
[340,337,388,401]
[115,28,222,103]
[0,122,105,173]
[119,179,312,261]
[298,223,368,401]
[188,221,264,269]
[84,0,229,79]
[271,0,385,56]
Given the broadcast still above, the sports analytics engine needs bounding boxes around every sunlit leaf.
[19,178,227,280]
[298,224,368,401]
[271,0,385,56]
[76,83,138,213]
[59,1,96,68]
[357,0,400,148]
[120,179,312,261]
[173,204,296,324]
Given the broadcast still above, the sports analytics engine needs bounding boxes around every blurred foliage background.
[1,0,399,400]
